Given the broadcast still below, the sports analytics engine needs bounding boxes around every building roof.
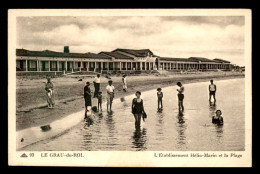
[213,58,230,63]
[99,51,134,59]
[16,49,111,59]
[112,48,154,57]
[159,57,196,62]
[188,57,216,62]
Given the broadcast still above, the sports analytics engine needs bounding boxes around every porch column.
[119,62,122,71]
[36,60,39,72]
[49,61,51,71]
[81,61,83,71]
[57,61,59,71]
[140,62,142,70]
[38,61,41,71]
[25,59,28,72]
[101,61,103,70]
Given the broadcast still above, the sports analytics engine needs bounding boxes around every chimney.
[64,46,69,53]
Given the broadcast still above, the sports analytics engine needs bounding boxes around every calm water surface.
[23,78,245,151]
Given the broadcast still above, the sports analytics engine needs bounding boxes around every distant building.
[16,46,232,73]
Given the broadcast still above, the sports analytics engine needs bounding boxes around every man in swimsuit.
[106,79,115,112]
[157,88,163,111]
[177,82,184,114]
[93,73,101,98]
[209,80,217,105]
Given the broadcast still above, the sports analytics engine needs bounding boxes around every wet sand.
[16,71,244,131]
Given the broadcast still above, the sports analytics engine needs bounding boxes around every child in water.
[157,88,163,111]
[97,91,102,111]
[212,110,224,125]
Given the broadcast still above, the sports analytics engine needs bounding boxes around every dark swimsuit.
[178,94,184,101]
[84,86,92,107]
[212,116,224,125]
[132,98,144,114]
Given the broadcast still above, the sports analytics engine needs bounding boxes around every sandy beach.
[16,71,244,131]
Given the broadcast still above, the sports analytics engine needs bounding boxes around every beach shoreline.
[16,71,244,131]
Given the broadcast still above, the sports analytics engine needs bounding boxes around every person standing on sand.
[84,82,92,119]
[93,74,101,98]
[177,82,184,114]
[106,80,115,112]
[209,79,217,105]
[45,76,55,108]
[122,74,127,92]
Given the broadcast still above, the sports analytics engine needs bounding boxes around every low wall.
[16,71,65,77]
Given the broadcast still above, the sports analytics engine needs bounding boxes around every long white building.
[16,46,232,73]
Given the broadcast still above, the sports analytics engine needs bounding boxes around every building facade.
[16,46,232,73]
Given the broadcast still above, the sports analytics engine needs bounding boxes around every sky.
[17,16,245,66]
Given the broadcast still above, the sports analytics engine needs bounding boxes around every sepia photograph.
[8,9,252,167]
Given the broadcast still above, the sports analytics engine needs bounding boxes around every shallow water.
[22,78,245,151]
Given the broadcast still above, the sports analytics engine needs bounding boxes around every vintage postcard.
[8,9,252,167]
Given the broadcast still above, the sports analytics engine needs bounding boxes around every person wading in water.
[84,82,92,120]
[177,82,184,115]
[106,79,115,112]
[93,73,101,98]
[132,91,146,128]
[209,79,217,105]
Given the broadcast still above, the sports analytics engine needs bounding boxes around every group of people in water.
[44,74,223,128]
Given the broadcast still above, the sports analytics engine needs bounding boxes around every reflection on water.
[105,112,115,136]
[215,125,223,137]
[132,127,147,151]
[209,103,217,117]
[22,78,245,151]
[176,114,187,146]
